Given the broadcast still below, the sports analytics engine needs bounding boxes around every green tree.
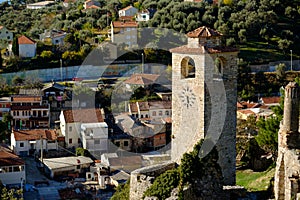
[275,63,286,81]
[0,53,3,68]
[12,76,25,86]
[143,169,180,199]
[40,50,54,59]
[111,181,130,200]
[255,88,284,155]
[12,37,19,56]
[0,185,23,200]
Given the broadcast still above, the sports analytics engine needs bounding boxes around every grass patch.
[238,40,289,64]
[236,168,275,192]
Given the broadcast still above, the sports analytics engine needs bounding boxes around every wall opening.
[214,57,225,75]
[181,57,195,79]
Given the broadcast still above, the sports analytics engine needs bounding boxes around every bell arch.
[181,56,195,79]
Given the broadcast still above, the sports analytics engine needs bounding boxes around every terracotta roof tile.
[138,102,149,111]
[124,73,160,85]
[11,95,42,102]
[13,129,57,141]
[187,26,222,38]
[120,5,135,11]
[129,102,138,112]
[0,147,25,166]
[119,16,135,21]
[170,45,205,54]
[260,97,281,105]
[148,101,171,109]
[63,108,104,123]
[112,21,138,28]
[237,109,255,115]
[18,35,36,45]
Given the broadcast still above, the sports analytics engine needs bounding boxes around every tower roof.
[187,26,222,38]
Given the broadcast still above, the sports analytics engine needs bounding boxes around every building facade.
[170,26,238,185]
[10,95,50,129]
[0,146,26,186]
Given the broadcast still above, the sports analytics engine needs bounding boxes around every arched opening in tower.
[180,57,195,79]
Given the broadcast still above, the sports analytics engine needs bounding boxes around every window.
[152,111,156,116]
[124,141,129,146]
[13,166,20,172]
[181,57,195,79]
[20,142,24,147]
[69,126,72,132]
[69,138,72,144]
[165,111,169,116]
[159,111,162,116]
[115,141,120,147]
[7,36,10,40]
[94,139,100,145]
[76,165,80,169]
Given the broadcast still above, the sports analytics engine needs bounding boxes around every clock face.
[180,86,196,108]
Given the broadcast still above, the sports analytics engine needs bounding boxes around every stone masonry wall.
[171,49,238,185]
[130,161,176,200]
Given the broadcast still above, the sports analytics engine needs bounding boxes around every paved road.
[23,157,67,200]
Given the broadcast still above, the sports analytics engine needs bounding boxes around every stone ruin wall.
[129,161,176,200]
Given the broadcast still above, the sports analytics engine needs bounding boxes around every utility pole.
[290,50,293,71]
[141,53,144,73]
[40,135,43,166]
[60,59,63,81]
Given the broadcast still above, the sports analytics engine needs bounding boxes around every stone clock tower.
[170,26,239,185]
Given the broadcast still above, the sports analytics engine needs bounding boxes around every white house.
[42,156,93,178]
[0,26,13,41]
[83,0,100,9]
[60,108,106,148]
[128,101,172,120]
[40,30,67,46]
[18,35,37,58]
[10,129,58,156]
[81,122,108,157]
[135,10,150,22]
[0,146,26,186]
[110,21,138,47]
[26,1,55,9]
[118,5,138,17]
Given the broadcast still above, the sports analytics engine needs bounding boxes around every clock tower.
[170,26,239,185]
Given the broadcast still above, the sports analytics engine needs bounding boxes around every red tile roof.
[0,147,25,166]
[119,16,135,21]
[260,97,281,105]
[124,73,160,85]
[112,21,138,28]
[237,109,255,115]
[119,5,135,11]
[62,108,104,123]
[18,35,36,45]
[11,95,42,102]
[13,129,57,141]
[129,102,138,112]
[187,26,222,38]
